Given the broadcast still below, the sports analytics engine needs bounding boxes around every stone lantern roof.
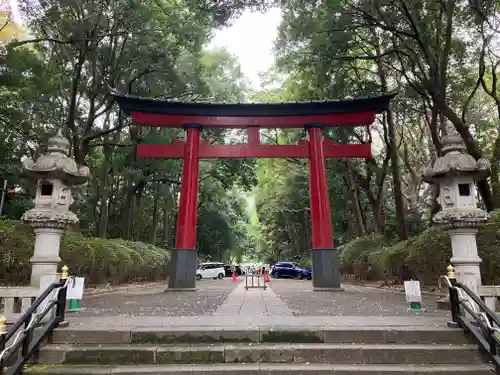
[23,129,90,185]
[422,123,490,184]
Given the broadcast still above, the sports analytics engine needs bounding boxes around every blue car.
[271,262,312,280]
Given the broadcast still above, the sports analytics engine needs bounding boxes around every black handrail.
[447,276,500,373]
[0,276,70,375]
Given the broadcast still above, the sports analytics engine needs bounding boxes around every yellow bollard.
[0,314,6,334]
[447,264,456,280]
[61,265,69,280]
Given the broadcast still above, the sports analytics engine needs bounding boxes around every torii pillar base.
[167,249,198,291]
[311,248,343,291]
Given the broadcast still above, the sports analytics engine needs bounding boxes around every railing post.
[21,310,33,362]
[488,329,497,356]
[0,315,6,372]
[447,265,460,323]
[55,265,69,325]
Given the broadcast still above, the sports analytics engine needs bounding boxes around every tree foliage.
[252,0,500,281]
[0,0,260,267]
[3,0,500,285]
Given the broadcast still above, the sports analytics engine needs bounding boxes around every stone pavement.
[71,279,238,317]
[270,279,448,317]
[212,279,292,317]
[63,278,452,329]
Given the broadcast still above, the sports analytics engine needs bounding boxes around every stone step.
[51,326,471,345]
[38,343,485,365]
[25,363,495,375]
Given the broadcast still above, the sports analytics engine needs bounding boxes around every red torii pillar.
[306,124,341,289]
[168,124,201,290]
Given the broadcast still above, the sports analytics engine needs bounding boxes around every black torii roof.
[110,89,397,117]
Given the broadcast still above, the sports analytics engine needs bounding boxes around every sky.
[208,8,282,89]
[7,0,20,22]
[8,1,282,89]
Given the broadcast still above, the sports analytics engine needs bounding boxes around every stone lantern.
[21,130,90,288]
[423,122,490,295]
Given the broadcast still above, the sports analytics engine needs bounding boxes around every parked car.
[224,265,246,277]
[270,262,312,280]
[196,262,225,280]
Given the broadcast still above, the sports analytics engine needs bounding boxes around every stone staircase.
[25,325,494,374]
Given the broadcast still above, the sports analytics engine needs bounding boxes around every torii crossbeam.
[112,90,396,291]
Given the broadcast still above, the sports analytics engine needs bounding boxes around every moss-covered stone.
[131,331,222,344]
[225,344,294,363]
[261,330,323,343]
[63,346,157,365]
[157,346,224,363]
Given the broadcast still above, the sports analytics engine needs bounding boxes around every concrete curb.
[345,281,447,297]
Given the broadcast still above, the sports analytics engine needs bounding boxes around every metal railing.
[441,265,500,373]
[0,266,72,375]
[245,272,267,290]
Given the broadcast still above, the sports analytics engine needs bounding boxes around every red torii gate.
[111,91,396,291]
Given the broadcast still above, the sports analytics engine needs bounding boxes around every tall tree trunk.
[163,184,173,249]
[121,184,134,240]
[151,180,160,245]
[489,103,500,208]
[346,162,366,237]
[132,185,145,241]
[373,38,408,240]
[426,103,441,220]
[97,169,109,237]
[97,131,114,238]
[370,196,385,233]
[121,179,146,240]
[385,110,408,240]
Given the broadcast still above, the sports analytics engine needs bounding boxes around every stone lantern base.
[29,227,65,288]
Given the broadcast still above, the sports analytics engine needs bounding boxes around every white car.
[196,262,225,280]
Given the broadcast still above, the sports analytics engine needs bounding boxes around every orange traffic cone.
[265,271,270,282]
[232,271,238,282]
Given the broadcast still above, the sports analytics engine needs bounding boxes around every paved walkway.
[270,280,448,317]
[63,279,452,329]
[71,279,238,317]
[212,280,292,317]
[61,277,452,330]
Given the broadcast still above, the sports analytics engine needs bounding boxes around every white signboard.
[66,277,85,300]
[404,280,422,303]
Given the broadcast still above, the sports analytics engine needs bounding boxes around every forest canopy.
[2,0,500,284]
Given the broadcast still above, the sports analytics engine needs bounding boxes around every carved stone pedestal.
[30,227,64,288]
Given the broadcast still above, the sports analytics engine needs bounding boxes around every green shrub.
[477,210,500,284]
[404,226,450,285]
[341,209,500,286]
[340,233,388,279]
[0,220,170,286]
[379,241,411,282]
